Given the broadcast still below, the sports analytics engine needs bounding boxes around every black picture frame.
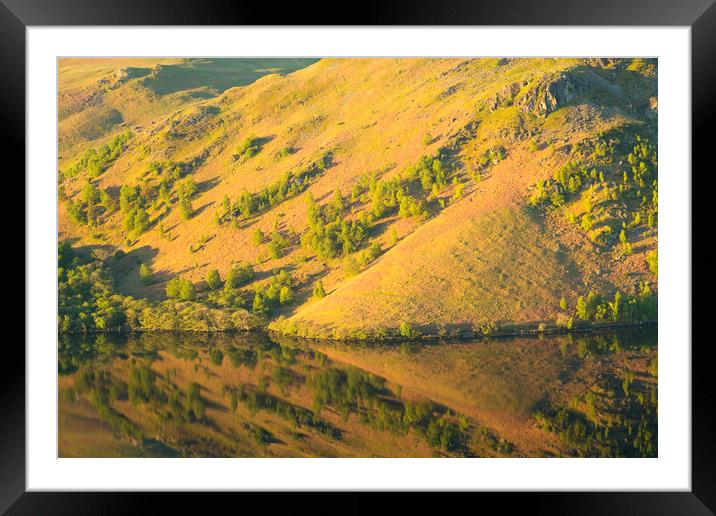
[3,0,707,513]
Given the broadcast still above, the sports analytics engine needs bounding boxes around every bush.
[275,146,295,160]
[234,135,264,161]
[567,285,656,327]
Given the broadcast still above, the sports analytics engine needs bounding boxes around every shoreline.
[59,319,658,344]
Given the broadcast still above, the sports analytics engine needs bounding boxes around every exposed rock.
[438,82,464,100]
[649,96,658,112]
[516,69,620,116]
[580,58,623,69]
[488,80,528,111]
[97,67,151,92]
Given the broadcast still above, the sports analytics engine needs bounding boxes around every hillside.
[57,57,658,338]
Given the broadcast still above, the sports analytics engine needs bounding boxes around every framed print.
[4,0,710,512]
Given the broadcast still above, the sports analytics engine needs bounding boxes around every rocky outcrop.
[516,69,620,116]
[97,67,151,92]
[487,81,528,111]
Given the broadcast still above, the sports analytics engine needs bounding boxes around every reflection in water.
[58,328,657,458]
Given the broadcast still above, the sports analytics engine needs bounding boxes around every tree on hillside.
[139,263,154,285]
[206,269,222,290]
[331,189,346,216]
[166,277,194,301]
[178,279,195,301]
[646,250,658,275]
[252,228,265,246]
[312,280,326,299]
[279,286,295,305]
[389,228,398,246]
[365,242,381,263]
[576,295,588,321]
[399,321,421,340]
[179,193,194,220]
[252,291,269,314]
[344,256,360,277]
[133,207,150,235]
[225,264,253,290]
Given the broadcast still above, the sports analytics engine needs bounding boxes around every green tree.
[364,242,381,263]
[312,280,326,299]
[178,279,195,301]
[646,250,658,275]
[576,295,589,320]
[133,207,149,234]
[619,228,627,245]
[252,228,265,246]
[224,264,252,290]
[267,232,288,259]
[206,269,222,290]
[139,263,154,285]
[166,277,194,300]
[58,241,76,268]
[165,278,181,299]
[279,286,295,305]
[179,194,193,220]
[252,291,268,313]
[389,228,398,245]
[609,291,623,321]
[331,189,346,215]
[99,190,115,213]
[559,296,568,311]
[399,321,421,340]
[225,266,239,290]
[81,180,101,206]
[344,256,360,277]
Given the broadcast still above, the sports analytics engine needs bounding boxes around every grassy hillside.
[58,57,658,337]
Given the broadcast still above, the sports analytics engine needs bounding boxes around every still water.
[58,327,657,458]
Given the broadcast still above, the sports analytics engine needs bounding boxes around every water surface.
[59,327,657,458]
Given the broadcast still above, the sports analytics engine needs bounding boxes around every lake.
[58,327,657,458]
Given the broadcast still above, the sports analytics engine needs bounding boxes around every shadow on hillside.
[192,202,214,219]
[110,245,159,275]
[197,177,220,194]
[368,216,399,240]
[140,58,320,97]
[522,206,584,285]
